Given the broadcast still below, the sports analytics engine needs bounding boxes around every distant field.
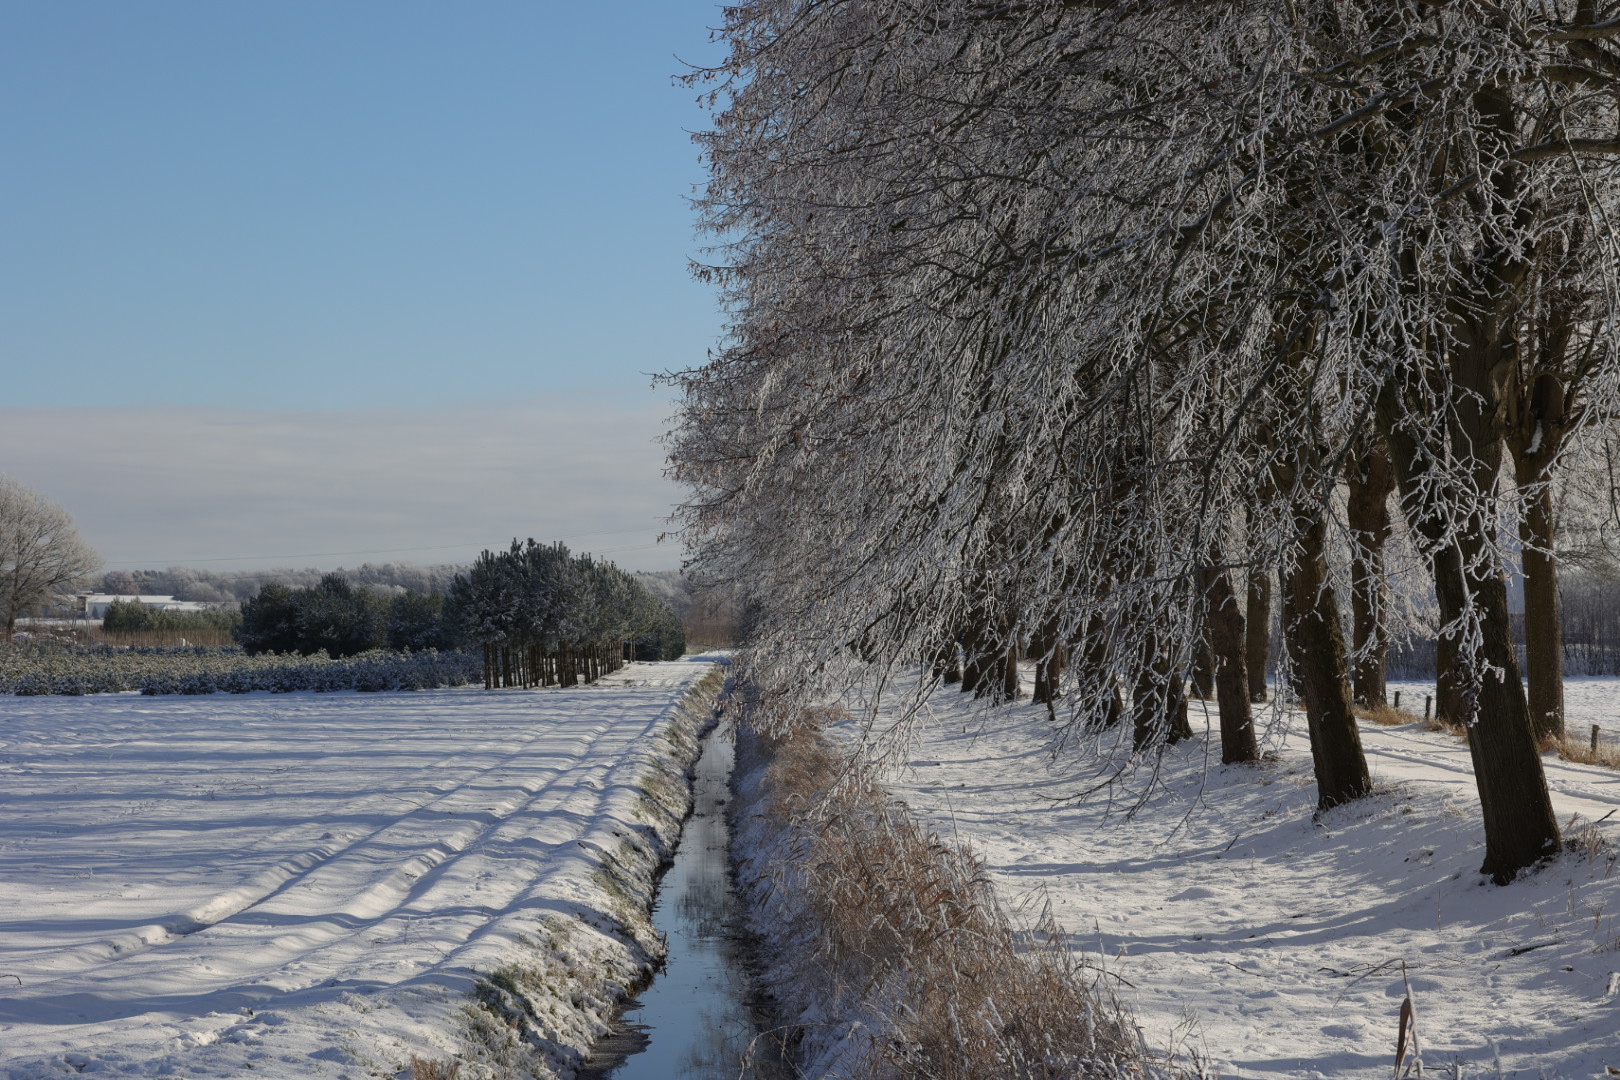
[1386,676,1620,744]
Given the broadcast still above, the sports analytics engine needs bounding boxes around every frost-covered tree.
[0,476,99,642]
[235,574,386,659]
[444,541,683,688]
[673,0,1620,882]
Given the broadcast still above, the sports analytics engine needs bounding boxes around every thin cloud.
[0,397,688,572]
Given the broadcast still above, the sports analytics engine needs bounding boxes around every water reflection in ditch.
[578,725,791,1080]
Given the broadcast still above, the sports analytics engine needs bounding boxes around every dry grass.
[19,623,237,648]
[1553,730,1620,769]
[1355,703,1422,727]
[754,717,1155,1080]
[404,1056,460,1080]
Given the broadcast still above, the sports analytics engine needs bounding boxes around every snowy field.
[836,681,1620,1079]
[0,658,720,1079]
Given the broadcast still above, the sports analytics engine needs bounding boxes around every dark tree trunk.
[1206,569,1259,764]
[1191,633,1216,699]
[1033,644,1064,708]
[1378,366,1562,882]
[1278,455,1372,812]
[1074,616,1124,727]
[1518,478,1565,742]
[1002,642,1021,701]
[1434,632,1461,726]
[1167,673,1194,743]
[1510,369,1571,744]
[1132,636,1193,750]
[1031,614,1062,706]
[1346,437,1397,708]
[1245,569,1271,703]
[961,626,1000,697]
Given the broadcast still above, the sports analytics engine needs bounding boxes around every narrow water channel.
[578,724,790,1080]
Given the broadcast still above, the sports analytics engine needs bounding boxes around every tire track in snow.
[13,680,677,996]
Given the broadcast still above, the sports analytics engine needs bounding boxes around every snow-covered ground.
[0,658,722,1079]
[833,681,1620,1079]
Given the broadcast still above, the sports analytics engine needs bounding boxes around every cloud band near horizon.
[0,397,688,573]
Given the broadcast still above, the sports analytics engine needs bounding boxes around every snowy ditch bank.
[822,680,1620,1080]
[0,657,726,1079]
[729,706,1158,1080]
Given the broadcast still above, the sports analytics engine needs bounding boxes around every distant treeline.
[94,561,731,652]
[1388,570,1620,677]
[229,545,686,688]
[98,563,468,604]
[95,563,704,615]
[236,575,455,658]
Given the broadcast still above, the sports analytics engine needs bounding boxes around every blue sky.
[1,2,729,570]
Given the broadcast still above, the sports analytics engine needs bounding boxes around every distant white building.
[77,595,213,620]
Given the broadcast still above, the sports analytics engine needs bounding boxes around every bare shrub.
[753,716,1152,1080]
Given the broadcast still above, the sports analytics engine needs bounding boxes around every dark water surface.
[579,726,790,1080]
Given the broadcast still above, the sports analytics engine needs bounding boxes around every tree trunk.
[1278,454,1372,812]
[1378,366,1561,882]
[960,622,996,696]
[1206,569,1259,764]
[1518,477,1565,742]
[1074,616,1124,727]
[1245,569,1271,703]
[1033,643,1063,708]
[1346,437,1397,708]
[1031,614,1062,707]
[1191,632,1216,699]
[1002,642,1021,701]
[1132,636,1193,750]
[1511,370,1570,743]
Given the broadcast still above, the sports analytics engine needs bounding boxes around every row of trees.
[235,549,687,684]
[237,574,455,658]
[671,0,1620,883]
[445,540,685,689]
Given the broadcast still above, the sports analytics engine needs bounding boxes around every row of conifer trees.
[445,540,685,690]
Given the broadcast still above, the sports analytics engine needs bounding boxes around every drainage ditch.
[578,723,791,1079]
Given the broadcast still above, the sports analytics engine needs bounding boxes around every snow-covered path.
[838,685,1620,1079]
[0,658,719,1079]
